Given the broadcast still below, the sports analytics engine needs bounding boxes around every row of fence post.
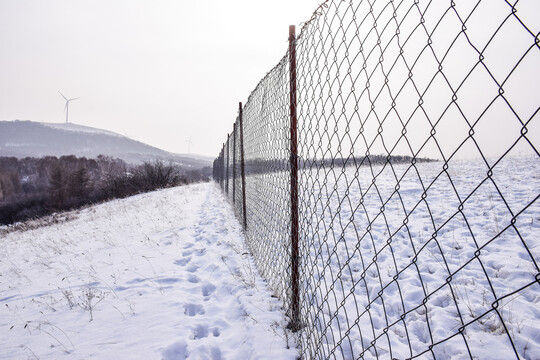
[212,25,300,331]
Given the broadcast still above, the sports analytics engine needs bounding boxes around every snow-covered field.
[1,157,539,360]
[299,156,540,359]
[0,183,298,359]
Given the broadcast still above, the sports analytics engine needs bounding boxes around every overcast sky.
[0,0,320,157]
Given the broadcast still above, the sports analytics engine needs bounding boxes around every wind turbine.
[186,137,193,153]
[59,91,79,124]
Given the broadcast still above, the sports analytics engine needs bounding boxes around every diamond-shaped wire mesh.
[215,57,295,314]
[213,0,539,358]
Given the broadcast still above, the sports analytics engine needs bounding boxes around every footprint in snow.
[201,283,216,297]
[127,278,146,284]
[191,325,221,340]
[184,303,205,317]
[157,277,181,284]
[174,257,191,266]
[162,341,187,360]
[195,248,206,256]
[195,234,206,241]
[185,344,222,360]
[192,324,209,339]
[183,248,206,257]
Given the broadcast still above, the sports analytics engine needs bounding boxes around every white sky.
[0,0,320,157]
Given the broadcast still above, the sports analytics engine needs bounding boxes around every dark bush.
[0,156,208,226]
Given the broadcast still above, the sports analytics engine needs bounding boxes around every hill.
[0,120,212,168]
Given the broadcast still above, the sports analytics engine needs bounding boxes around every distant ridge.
[0,120,212,168]
[40,122,124,137]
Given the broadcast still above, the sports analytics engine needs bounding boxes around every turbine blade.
[59,91,68,101]
[69,97,80,101]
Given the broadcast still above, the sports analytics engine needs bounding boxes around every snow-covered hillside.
[0,183,298,359]
[41,122,125,137]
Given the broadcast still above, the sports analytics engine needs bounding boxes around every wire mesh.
[213,0,539,358]
[233,121,244,216]
[242,56,295,312]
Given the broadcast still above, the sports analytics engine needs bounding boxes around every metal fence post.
[220,145,225,190]
[226,134,230,195]
[233,123,237,204]
[288,24,300,331]
[239,102,248,230]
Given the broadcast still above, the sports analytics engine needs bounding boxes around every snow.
[0,183,298,359]
[298,156,540,359]
[1,156,539,360]
[40,122,124,138]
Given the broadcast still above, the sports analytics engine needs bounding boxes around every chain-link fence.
[213,0,539,358]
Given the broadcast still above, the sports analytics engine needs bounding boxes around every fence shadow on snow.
[212,1,539,359]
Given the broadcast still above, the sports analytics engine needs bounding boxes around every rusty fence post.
[288,24,300,331]
[239,102,248,230]
[233,123,237,204]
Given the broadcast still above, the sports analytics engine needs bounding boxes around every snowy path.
[0,183,297,359]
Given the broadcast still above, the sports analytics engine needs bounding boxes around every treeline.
[213,154,435,179]
[0,155,210,225]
